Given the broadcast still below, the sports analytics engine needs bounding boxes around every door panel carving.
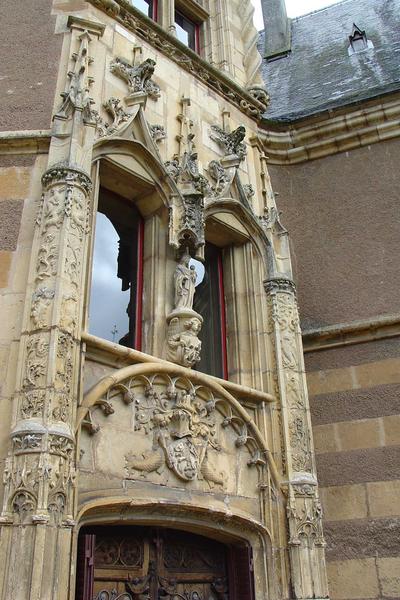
[77,527,246,600]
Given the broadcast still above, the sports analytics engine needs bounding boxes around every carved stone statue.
[174,253,197,310]
[167,317,202,367]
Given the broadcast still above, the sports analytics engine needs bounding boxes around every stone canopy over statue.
[166,251,203,368]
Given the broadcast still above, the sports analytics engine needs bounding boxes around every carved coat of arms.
[125,380,225,488]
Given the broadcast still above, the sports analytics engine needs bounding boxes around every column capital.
[264,276,296,296]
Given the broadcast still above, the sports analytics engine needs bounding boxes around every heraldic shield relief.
[124,375,225,485]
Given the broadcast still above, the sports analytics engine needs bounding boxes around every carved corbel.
[149,123,166,142]
[166,252,203,368]
[210,124,247,160]
[246,86,270,110]
[110,54,161,106]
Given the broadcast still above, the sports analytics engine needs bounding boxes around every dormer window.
[348,23,373,55]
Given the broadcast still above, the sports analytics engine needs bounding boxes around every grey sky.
[251,0,343,28]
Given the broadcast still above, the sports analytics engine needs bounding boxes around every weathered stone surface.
[316,446,400,487]
[367,480,400,518]
[310,383,400,426]
[320,484,368,522]
[327,558,379,600]
[0,200,24,251]
[324,517,400,561]
[269,139,400,330]
[0,0,62,131]
[0,252,12,288]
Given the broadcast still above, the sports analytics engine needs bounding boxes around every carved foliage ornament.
[94,97,130,137]
[41,164,92,195]
[265,279,312,473]
[149,123,166,142]
[56,30,96,123]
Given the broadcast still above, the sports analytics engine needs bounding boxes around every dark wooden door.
[76,526,254,600]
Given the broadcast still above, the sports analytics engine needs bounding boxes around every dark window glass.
[130,0,155,19]
[175,10,197,51]
[193,243,226,378]
[89,189,143,349]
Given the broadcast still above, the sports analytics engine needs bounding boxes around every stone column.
[0,18,103,600]
[264,277,329,599]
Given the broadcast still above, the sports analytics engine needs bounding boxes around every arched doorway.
[76,525,255,600]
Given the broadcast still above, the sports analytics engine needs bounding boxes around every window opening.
[89,189,143,350]
[193,243,227,379]
[130,0,157,20]
[175,9,199,52]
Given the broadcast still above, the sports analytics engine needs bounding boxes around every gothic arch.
[205,197,270,263]
[74,500,274,600]
[92,136,179,214]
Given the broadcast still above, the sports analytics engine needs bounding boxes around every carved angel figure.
[174,253,197,310]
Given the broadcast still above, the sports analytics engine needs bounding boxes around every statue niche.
[167,252,203,368]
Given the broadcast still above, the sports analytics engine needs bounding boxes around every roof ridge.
[291,0,353,21]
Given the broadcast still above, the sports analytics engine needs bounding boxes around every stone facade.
[1,1,398,599]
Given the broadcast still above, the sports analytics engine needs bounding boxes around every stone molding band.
[303,313,400,352]
[257,93,400,164]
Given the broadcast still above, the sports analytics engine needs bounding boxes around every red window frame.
[151,0,158,21]
[174,9,201,54]
[217,253,228,380]
[134,218,144,351]
[195,23,201,54]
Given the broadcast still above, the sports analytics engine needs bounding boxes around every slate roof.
[259,0,400,122]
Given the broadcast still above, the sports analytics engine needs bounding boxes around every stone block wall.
[307,342,400,600]
[269,139,400,600]
[268,138,400,331]
[0,0,62,132]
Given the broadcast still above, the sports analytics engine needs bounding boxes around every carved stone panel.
[80,369,267,498]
